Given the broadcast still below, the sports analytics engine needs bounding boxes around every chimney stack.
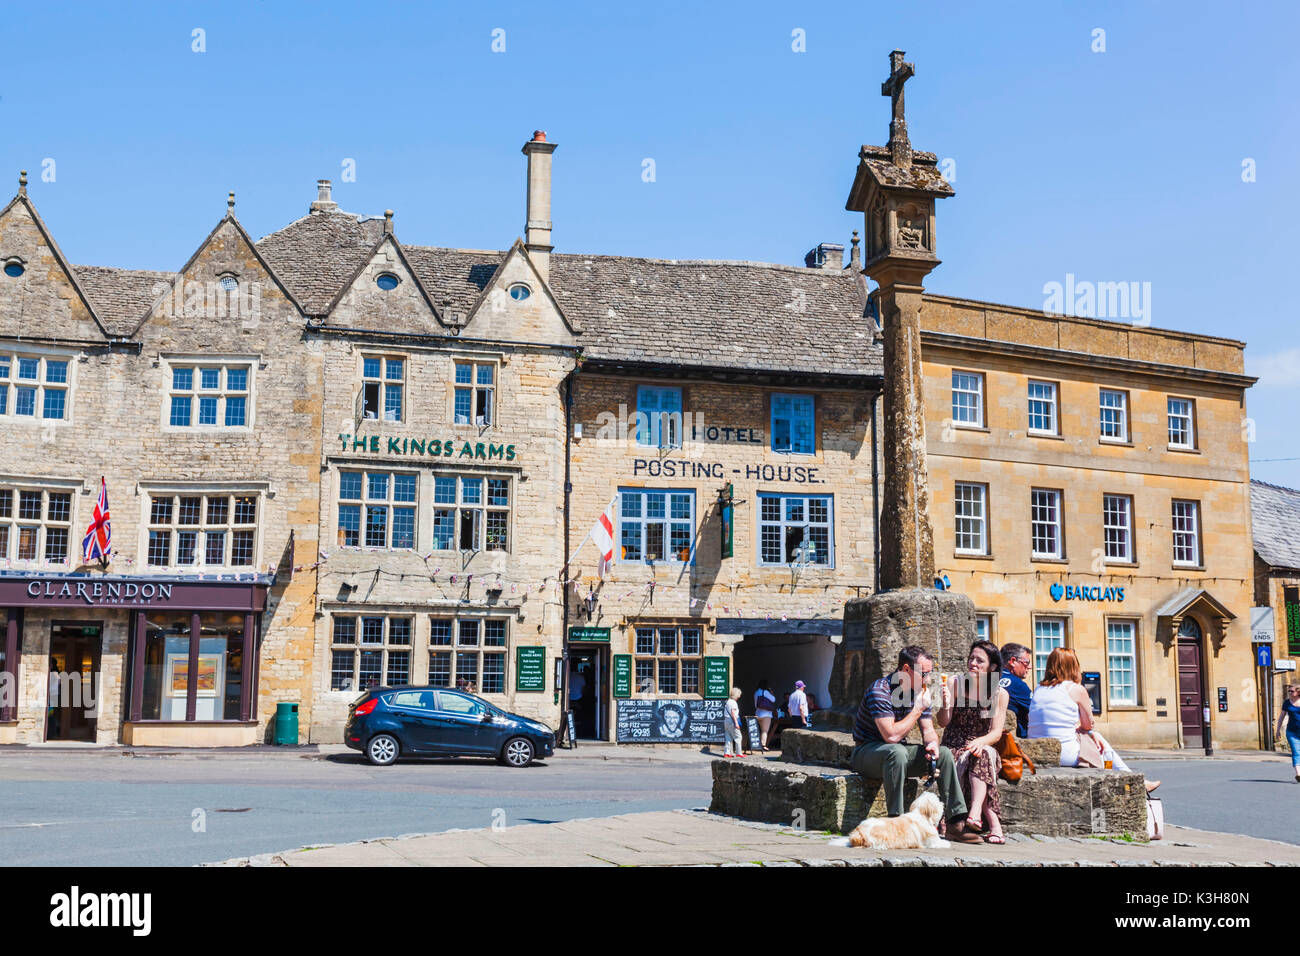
[804,242,845,271]
[521,130,557,280]
[311,179,337,214]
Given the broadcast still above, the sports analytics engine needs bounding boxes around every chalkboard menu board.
[612,654,632,698]
[516,647,546,692]
[566,711,577,749]
[616,699,726,743]
[745,716,762,752]
[703,657,730,699]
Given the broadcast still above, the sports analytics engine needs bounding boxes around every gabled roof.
[460,239,579,335]
[1252,479,1300,571]
[74,265,178,336]
[1,188,112,340]
[1154,587,1237,622]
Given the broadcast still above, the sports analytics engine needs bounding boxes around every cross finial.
[881,49,915,167]
[18,169,27,196]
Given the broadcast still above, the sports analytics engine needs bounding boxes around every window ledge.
[1099,439,1133,447]
[1172,564,1207,572]
[1031,557,1069,564]
[953,552,995,561]
[1105,705,1147,713]
[1103,561,1139,569]
[1027,432,1065,441]
[1167,445,1200,455]
[952,424,990,433]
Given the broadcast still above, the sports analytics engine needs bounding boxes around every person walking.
[1276,683,1300,783]
[788,680,812,729]
[753,679,776,751]
[723,687,745,757]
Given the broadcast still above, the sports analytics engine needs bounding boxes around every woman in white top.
[753,679,776,751]
[1028,647,1159,793]
[723,687,745,757]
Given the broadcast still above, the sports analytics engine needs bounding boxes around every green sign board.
[613,654,632,699]
[569,626,611,642]
[720,482,734,559]
[704,656,730,699]
[516,647,546,692]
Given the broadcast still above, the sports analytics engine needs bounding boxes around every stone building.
[0,127,1265,750]
[0,179,320,746]
[921,295,1259,748]
[1249,479,1300,747]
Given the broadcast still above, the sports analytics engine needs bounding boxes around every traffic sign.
[1257,644,1273,668]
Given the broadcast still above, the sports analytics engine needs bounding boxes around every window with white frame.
[361,355,404,422]
[454,362,495,426]
[0,353,70,420]
[636,386,682,449]
[634,625,702,695]
[0,486,73,564]
[759,493,832,566]
[329,615,412,691]
[429,617,508,694]
[620,489,695,564]
[1099,389,1128,442]
[1167,397,1195,449]
[1027,380,1058,435]
[1030,489,1064,559]
[1106,619,1137,706]
[951,371,984,427]
[167,362,250,428]
[974,614,994,643]
[338,471,417,550]
[1171,499,1201,566]
[1102,494,1133,563]
[954,482,987,555]
[431,475,509,552]
[1033,617,1066,683]
[771,393,815,454]
[147,493,258,568]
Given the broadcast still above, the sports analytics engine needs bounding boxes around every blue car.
[344,686,556,767]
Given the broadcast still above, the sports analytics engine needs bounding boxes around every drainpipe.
[561,368,574,738]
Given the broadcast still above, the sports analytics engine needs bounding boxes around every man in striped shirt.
[850,644,981,843]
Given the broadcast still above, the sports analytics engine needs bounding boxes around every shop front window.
[139,612,246,721]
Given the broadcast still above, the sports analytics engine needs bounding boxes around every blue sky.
[3,1,1297,482]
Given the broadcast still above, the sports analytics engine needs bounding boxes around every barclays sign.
[1050,582,1126,603]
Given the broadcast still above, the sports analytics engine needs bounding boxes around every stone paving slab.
[208,809,1300,867]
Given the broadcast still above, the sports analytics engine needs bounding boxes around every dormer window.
[376,273,400,291]
[3,259,23,278]
[508,283,531,301]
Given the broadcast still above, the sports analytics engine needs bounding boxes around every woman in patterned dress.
[936,640,1010,845]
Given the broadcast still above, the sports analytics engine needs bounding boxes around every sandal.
[984,833,1005,845]
[964,816,985,833]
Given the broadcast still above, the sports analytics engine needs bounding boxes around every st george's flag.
[81,476,111,564]
[589,497,617,579]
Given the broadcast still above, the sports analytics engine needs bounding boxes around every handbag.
[994,730,1036,782]
[1146,797,1164,840]
[1076,731,1105,768]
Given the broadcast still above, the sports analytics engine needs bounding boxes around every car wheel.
[502,737,534,768]
[366,733,400,766]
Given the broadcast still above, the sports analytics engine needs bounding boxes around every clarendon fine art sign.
[338,433,518,461]
[0,577,266,611]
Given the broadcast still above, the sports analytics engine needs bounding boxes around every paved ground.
[210,809,1300,867]
[1,743,1295,866]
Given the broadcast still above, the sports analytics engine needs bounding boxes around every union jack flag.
[82,476,111,565]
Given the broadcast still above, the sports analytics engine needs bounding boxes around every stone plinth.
[710,755,1146,839]
[828,588,976,716]
[777,727,1062,771]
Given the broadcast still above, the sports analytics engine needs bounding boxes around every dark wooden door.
[46,625,102,742]
[1178,639,1204,748]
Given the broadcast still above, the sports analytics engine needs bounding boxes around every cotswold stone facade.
[0,128,1264,750]
[920,296,1259,749]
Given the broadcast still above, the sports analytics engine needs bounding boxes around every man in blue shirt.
[850,645,981,842]
[999,642,1033,739]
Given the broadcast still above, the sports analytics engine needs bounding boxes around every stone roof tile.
[1251,479,1300,571]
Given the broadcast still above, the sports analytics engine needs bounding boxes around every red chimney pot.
[532,130,546,142]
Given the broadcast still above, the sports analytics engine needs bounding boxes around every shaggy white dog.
[828,791,950,850]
